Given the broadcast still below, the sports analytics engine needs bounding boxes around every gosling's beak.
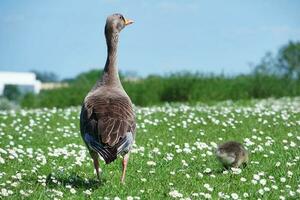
[125,19,134,26]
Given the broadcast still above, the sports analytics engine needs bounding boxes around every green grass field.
[0,97,300,199]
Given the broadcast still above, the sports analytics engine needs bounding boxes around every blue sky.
[0,0,299,79]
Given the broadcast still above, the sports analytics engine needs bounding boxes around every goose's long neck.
[103,31,121,86]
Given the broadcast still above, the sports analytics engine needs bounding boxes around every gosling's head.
[105,13,134,35]
[216,148,236,166]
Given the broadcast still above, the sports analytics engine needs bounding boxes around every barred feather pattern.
[80,88,136,163]
[84,132,133,164]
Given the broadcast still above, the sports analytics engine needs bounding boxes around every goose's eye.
[120,16,125,22]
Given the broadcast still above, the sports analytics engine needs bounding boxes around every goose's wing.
[82,94,135,147]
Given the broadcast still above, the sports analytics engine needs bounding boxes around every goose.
[80,13,135,183]
[216,141,248,169]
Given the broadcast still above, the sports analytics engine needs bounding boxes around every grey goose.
[80,13,135,183]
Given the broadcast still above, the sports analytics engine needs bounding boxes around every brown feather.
[83,89,135,147]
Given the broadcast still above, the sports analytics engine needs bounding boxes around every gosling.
[216,141,248,169]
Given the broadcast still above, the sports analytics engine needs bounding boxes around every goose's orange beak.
[125,19,134,26]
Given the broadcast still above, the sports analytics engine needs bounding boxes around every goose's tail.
[84,133,133,164]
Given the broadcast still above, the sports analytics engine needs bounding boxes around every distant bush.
[20,70,300,108]
[0,97,20,110]
[3,85,22,102]
[31,70,59,82]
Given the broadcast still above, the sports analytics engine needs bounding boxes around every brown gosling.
[216,141,248,169]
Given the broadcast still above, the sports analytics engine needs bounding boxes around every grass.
[0,97,300,199]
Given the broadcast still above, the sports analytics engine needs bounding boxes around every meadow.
[0,97,300,199]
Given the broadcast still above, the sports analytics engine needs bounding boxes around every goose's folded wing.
[84,95,135,147]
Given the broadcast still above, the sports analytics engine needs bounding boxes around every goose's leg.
[91,153,100,180]
[121,153,130,183]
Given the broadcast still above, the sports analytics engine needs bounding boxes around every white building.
[0,72,41,95]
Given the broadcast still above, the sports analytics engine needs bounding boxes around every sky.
[0,0,300,79]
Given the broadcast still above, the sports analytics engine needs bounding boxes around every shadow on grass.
[46,172,105,189]
[202,169,224,175]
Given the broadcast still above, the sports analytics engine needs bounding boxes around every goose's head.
[105,13,134,35]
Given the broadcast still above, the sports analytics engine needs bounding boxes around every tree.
[276,41,300,79]
[3,85,21,102]
[31,70,59,82]
[253,41,300,79]
[252,52,276,75]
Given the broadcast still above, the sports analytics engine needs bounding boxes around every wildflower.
[169,190,183,198]
[83,190,92,195]
[70,188,76,194]
[279,196,285,200]
[259,179,266,186]
[0,156,5,164]
[271,185,278,190]
[146,161,156,166]
[203,168,211,173]
[240,177,247,182]
[280,177,286,183]
[231,167,241,174]
[253,174,260,180]
[243,192,249,198]
[258,189,264,195]
[204,183,213,192]
[231,193,239,199]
